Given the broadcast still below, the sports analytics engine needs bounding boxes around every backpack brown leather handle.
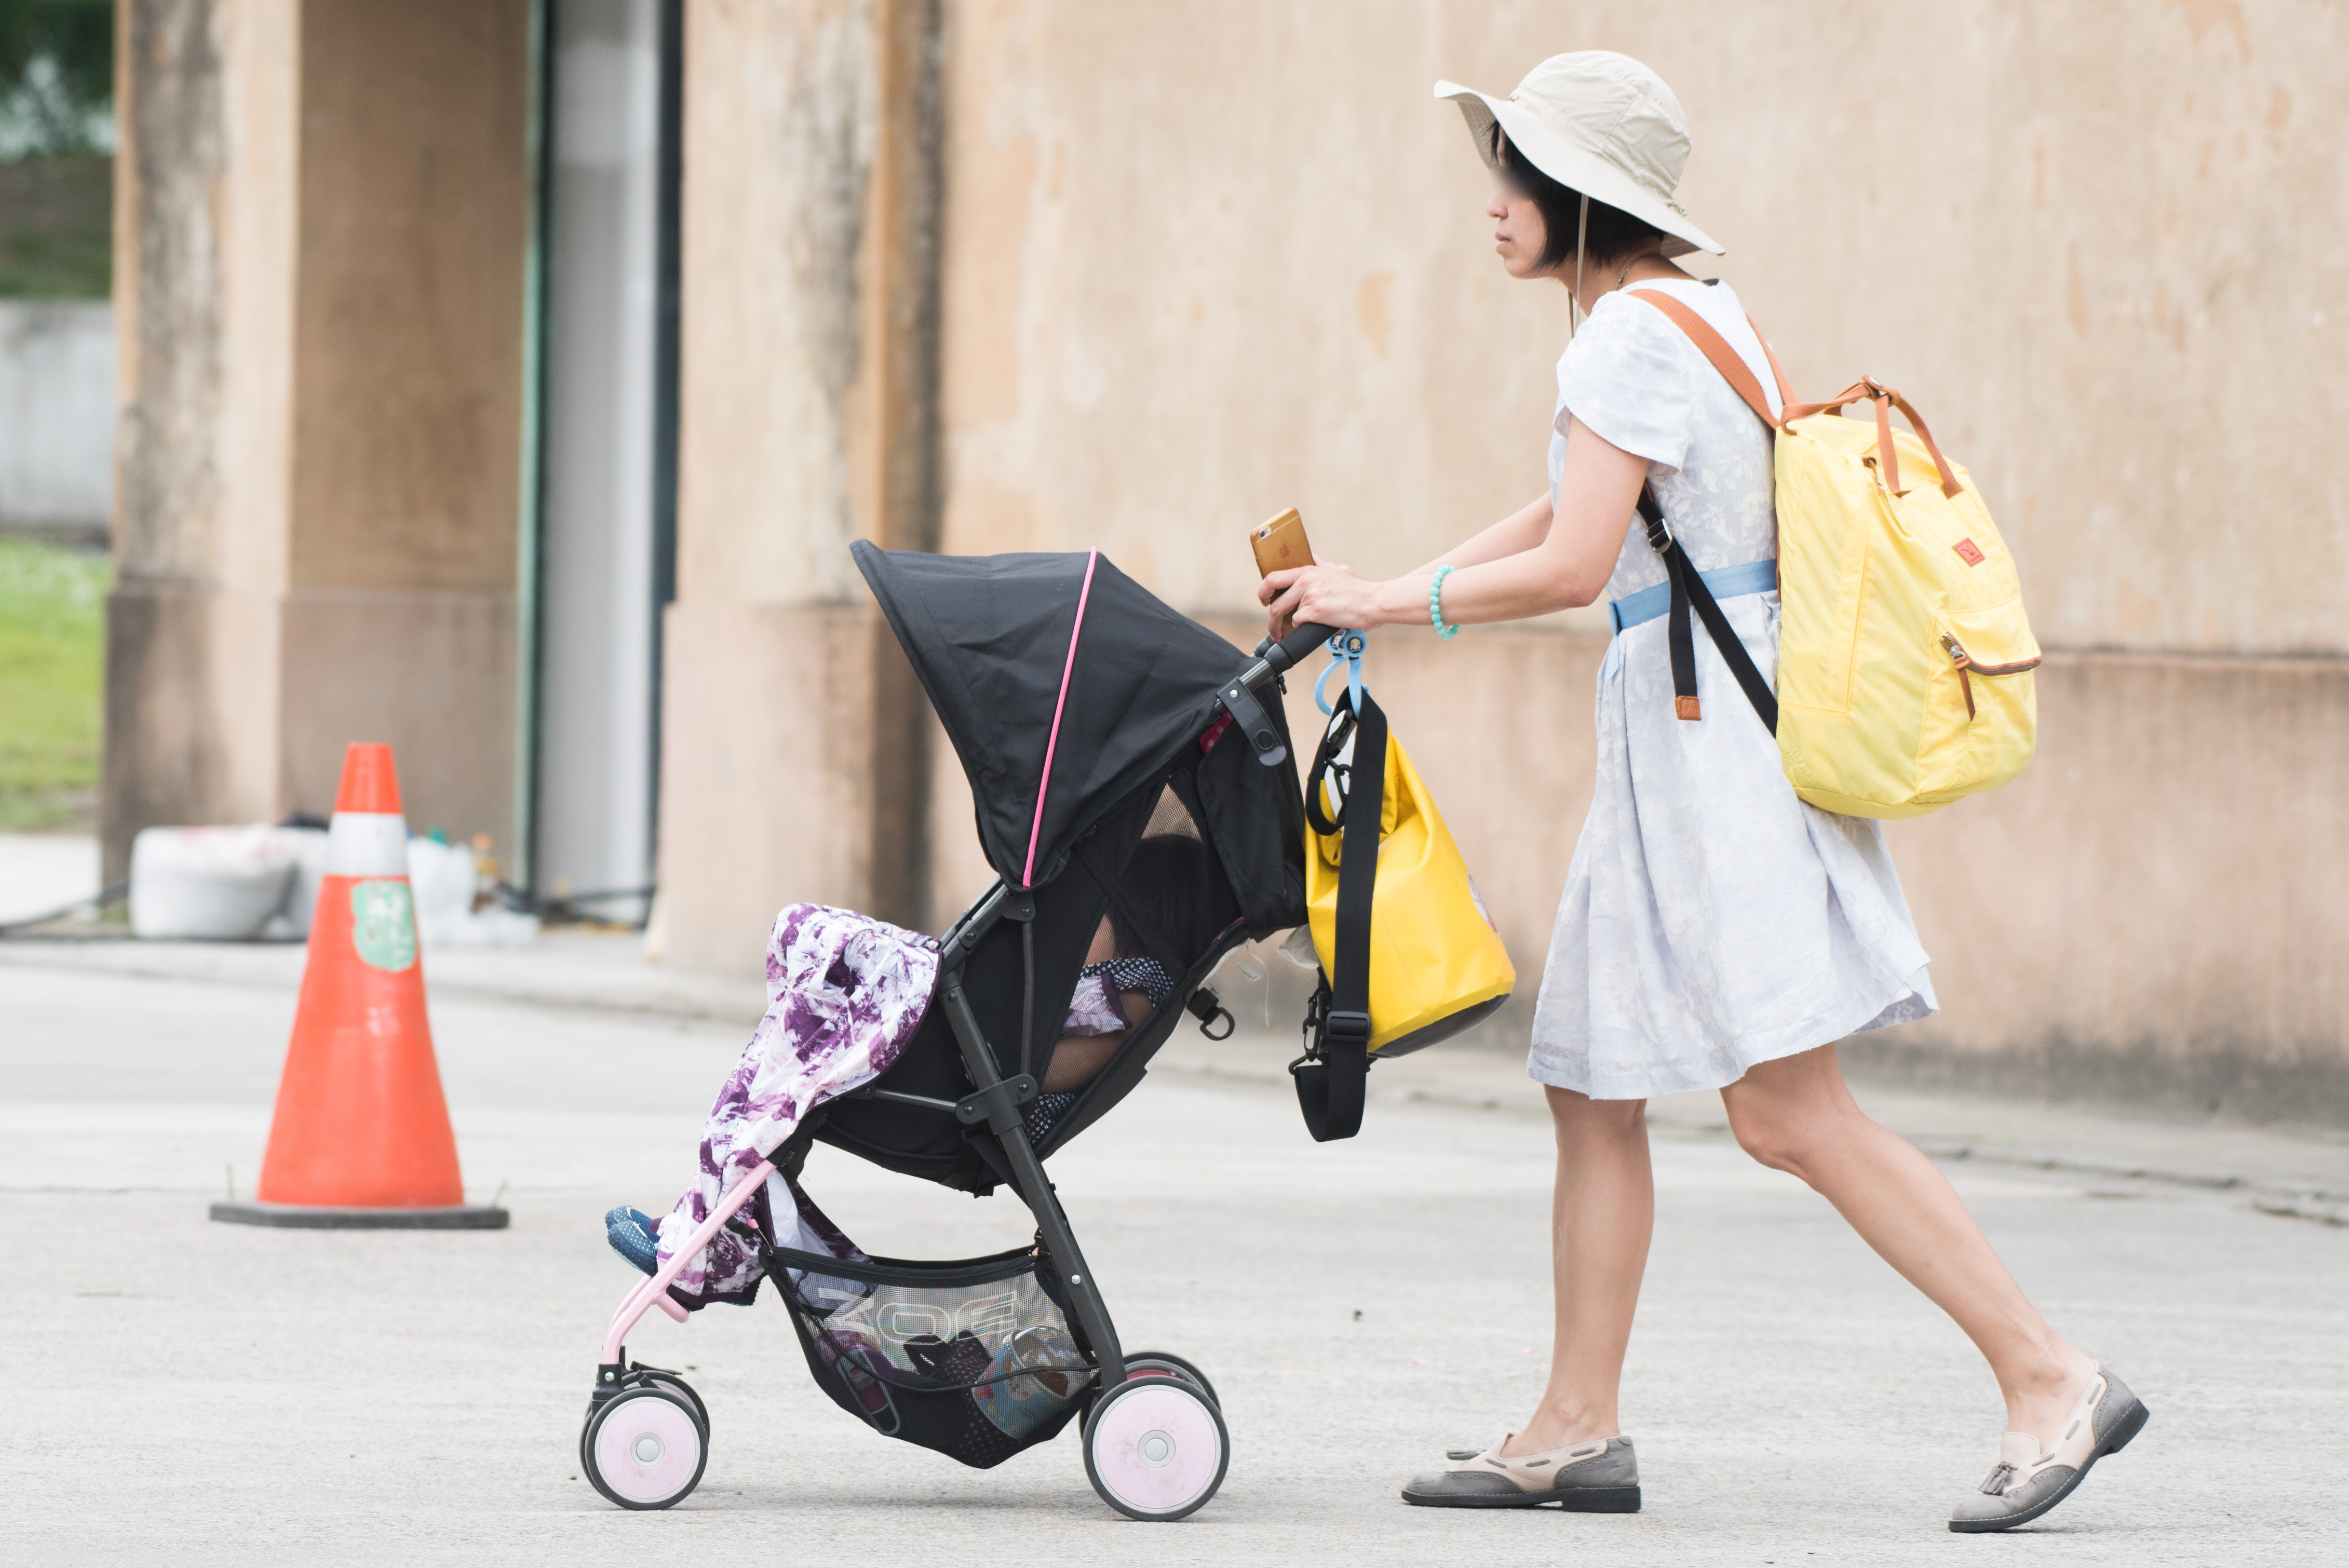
[1627,289,1962,502]
[1782,379,1964,499]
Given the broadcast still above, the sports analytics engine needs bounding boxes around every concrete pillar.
[105,0,529,877]
[651,0,940,972]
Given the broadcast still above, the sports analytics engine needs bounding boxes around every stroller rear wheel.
[1119,1350,1219,1409]
[1083,1373,1228,1521]
[582,1385,708,1510]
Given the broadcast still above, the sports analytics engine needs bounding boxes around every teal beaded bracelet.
[1429,564,1460,639]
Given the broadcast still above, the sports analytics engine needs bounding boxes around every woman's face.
[1487,183,1554,281]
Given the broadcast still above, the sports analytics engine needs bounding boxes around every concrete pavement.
[3,931,2344,1565]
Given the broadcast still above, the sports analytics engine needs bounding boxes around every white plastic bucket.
[128,826,300,940]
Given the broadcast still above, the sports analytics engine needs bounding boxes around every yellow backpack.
[1292,672,1514,1142]
[1630,291,2041,818]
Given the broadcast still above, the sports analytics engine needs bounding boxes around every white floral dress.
[1527,278,1936,1101]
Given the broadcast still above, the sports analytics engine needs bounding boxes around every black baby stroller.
[581,544,1339,1519]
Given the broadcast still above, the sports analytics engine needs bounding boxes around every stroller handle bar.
[1259,620,1340,675]
[1221,621,1337,769]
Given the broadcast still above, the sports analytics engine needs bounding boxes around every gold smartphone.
[1250,507,1314,639]
[1249,507,1314,576]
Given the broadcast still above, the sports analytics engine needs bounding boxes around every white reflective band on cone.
[326,812,409,877]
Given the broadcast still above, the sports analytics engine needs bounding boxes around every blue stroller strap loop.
[1315,629,1368,717]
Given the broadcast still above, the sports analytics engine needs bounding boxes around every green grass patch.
[0,536,107,830]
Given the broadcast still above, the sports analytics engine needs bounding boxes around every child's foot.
[604,1205,661,1275]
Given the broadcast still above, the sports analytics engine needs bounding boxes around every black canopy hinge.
[1216,678,1288,768]
[955,1074,1040,1132]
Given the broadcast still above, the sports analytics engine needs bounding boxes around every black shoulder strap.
[1637,484,1778,734]
[1294,691,1384,1141]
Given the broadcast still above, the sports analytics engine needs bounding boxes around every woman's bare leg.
[1499,1087,1653,1454]
[1719,1044,2098,1444]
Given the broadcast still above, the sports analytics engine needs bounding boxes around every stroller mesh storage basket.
[773,1243,1094,1469]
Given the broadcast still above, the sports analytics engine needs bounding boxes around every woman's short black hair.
[1494,129,1665,273]
[1110,833,1239,968]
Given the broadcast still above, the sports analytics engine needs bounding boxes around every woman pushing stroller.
[1260,49,2146,1536]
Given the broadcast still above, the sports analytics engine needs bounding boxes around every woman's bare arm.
[1402,492,1554,577]
[1262,416,1648,633]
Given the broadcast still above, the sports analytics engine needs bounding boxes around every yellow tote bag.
[1293,686,1513,1141]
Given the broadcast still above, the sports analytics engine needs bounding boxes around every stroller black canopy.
[853,542,1259,890]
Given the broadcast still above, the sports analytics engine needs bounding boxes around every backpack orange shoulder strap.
[1625,288,1789,429]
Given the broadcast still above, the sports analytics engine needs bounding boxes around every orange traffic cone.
[211,744,506,1229]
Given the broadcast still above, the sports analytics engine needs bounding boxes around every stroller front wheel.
[1083,1374,1228,1521]
[624,1362,710,1434]
[582,1385,709,1510]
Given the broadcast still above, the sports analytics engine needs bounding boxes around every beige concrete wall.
[1873,652,2349,1119]
[906,0,2349,1110]
[930,0,2349,657]
[105,0,529,874]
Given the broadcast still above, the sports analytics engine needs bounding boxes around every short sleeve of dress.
[1556,293,1701,476]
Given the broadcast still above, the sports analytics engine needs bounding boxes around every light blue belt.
[1608,558,1778,635]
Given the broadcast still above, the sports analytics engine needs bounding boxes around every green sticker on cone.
[349,880,419,972]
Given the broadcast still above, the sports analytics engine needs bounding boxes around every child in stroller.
[1036,832,1237,1100]
[578,544,1332,1520]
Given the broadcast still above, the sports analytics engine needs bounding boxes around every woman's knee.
[1722,1048,1861,1175]
[1726,1102,1811,1174]
[1724,1088,1868,1181]
[1545,1085,1647,1145]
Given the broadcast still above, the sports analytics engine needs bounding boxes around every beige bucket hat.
[1434,51,1722,258]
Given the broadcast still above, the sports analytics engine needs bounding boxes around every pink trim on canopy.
[1022,548,1099,887]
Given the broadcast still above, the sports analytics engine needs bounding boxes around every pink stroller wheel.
[1083,1373,1228,1521]
[582,1386,708,1510]
[622,1362,710,1434]
[1120,1349,1219,1409]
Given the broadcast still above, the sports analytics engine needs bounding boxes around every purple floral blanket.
[655,902,941,1304]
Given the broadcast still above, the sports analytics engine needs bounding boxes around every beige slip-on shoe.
[1400,1434,1641,1511]
[1949,1366,2150,1533]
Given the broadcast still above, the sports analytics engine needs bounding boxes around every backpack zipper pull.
[1940,633,1976,720]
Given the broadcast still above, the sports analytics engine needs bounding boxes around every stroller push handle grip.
[1254,621,1339,675]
